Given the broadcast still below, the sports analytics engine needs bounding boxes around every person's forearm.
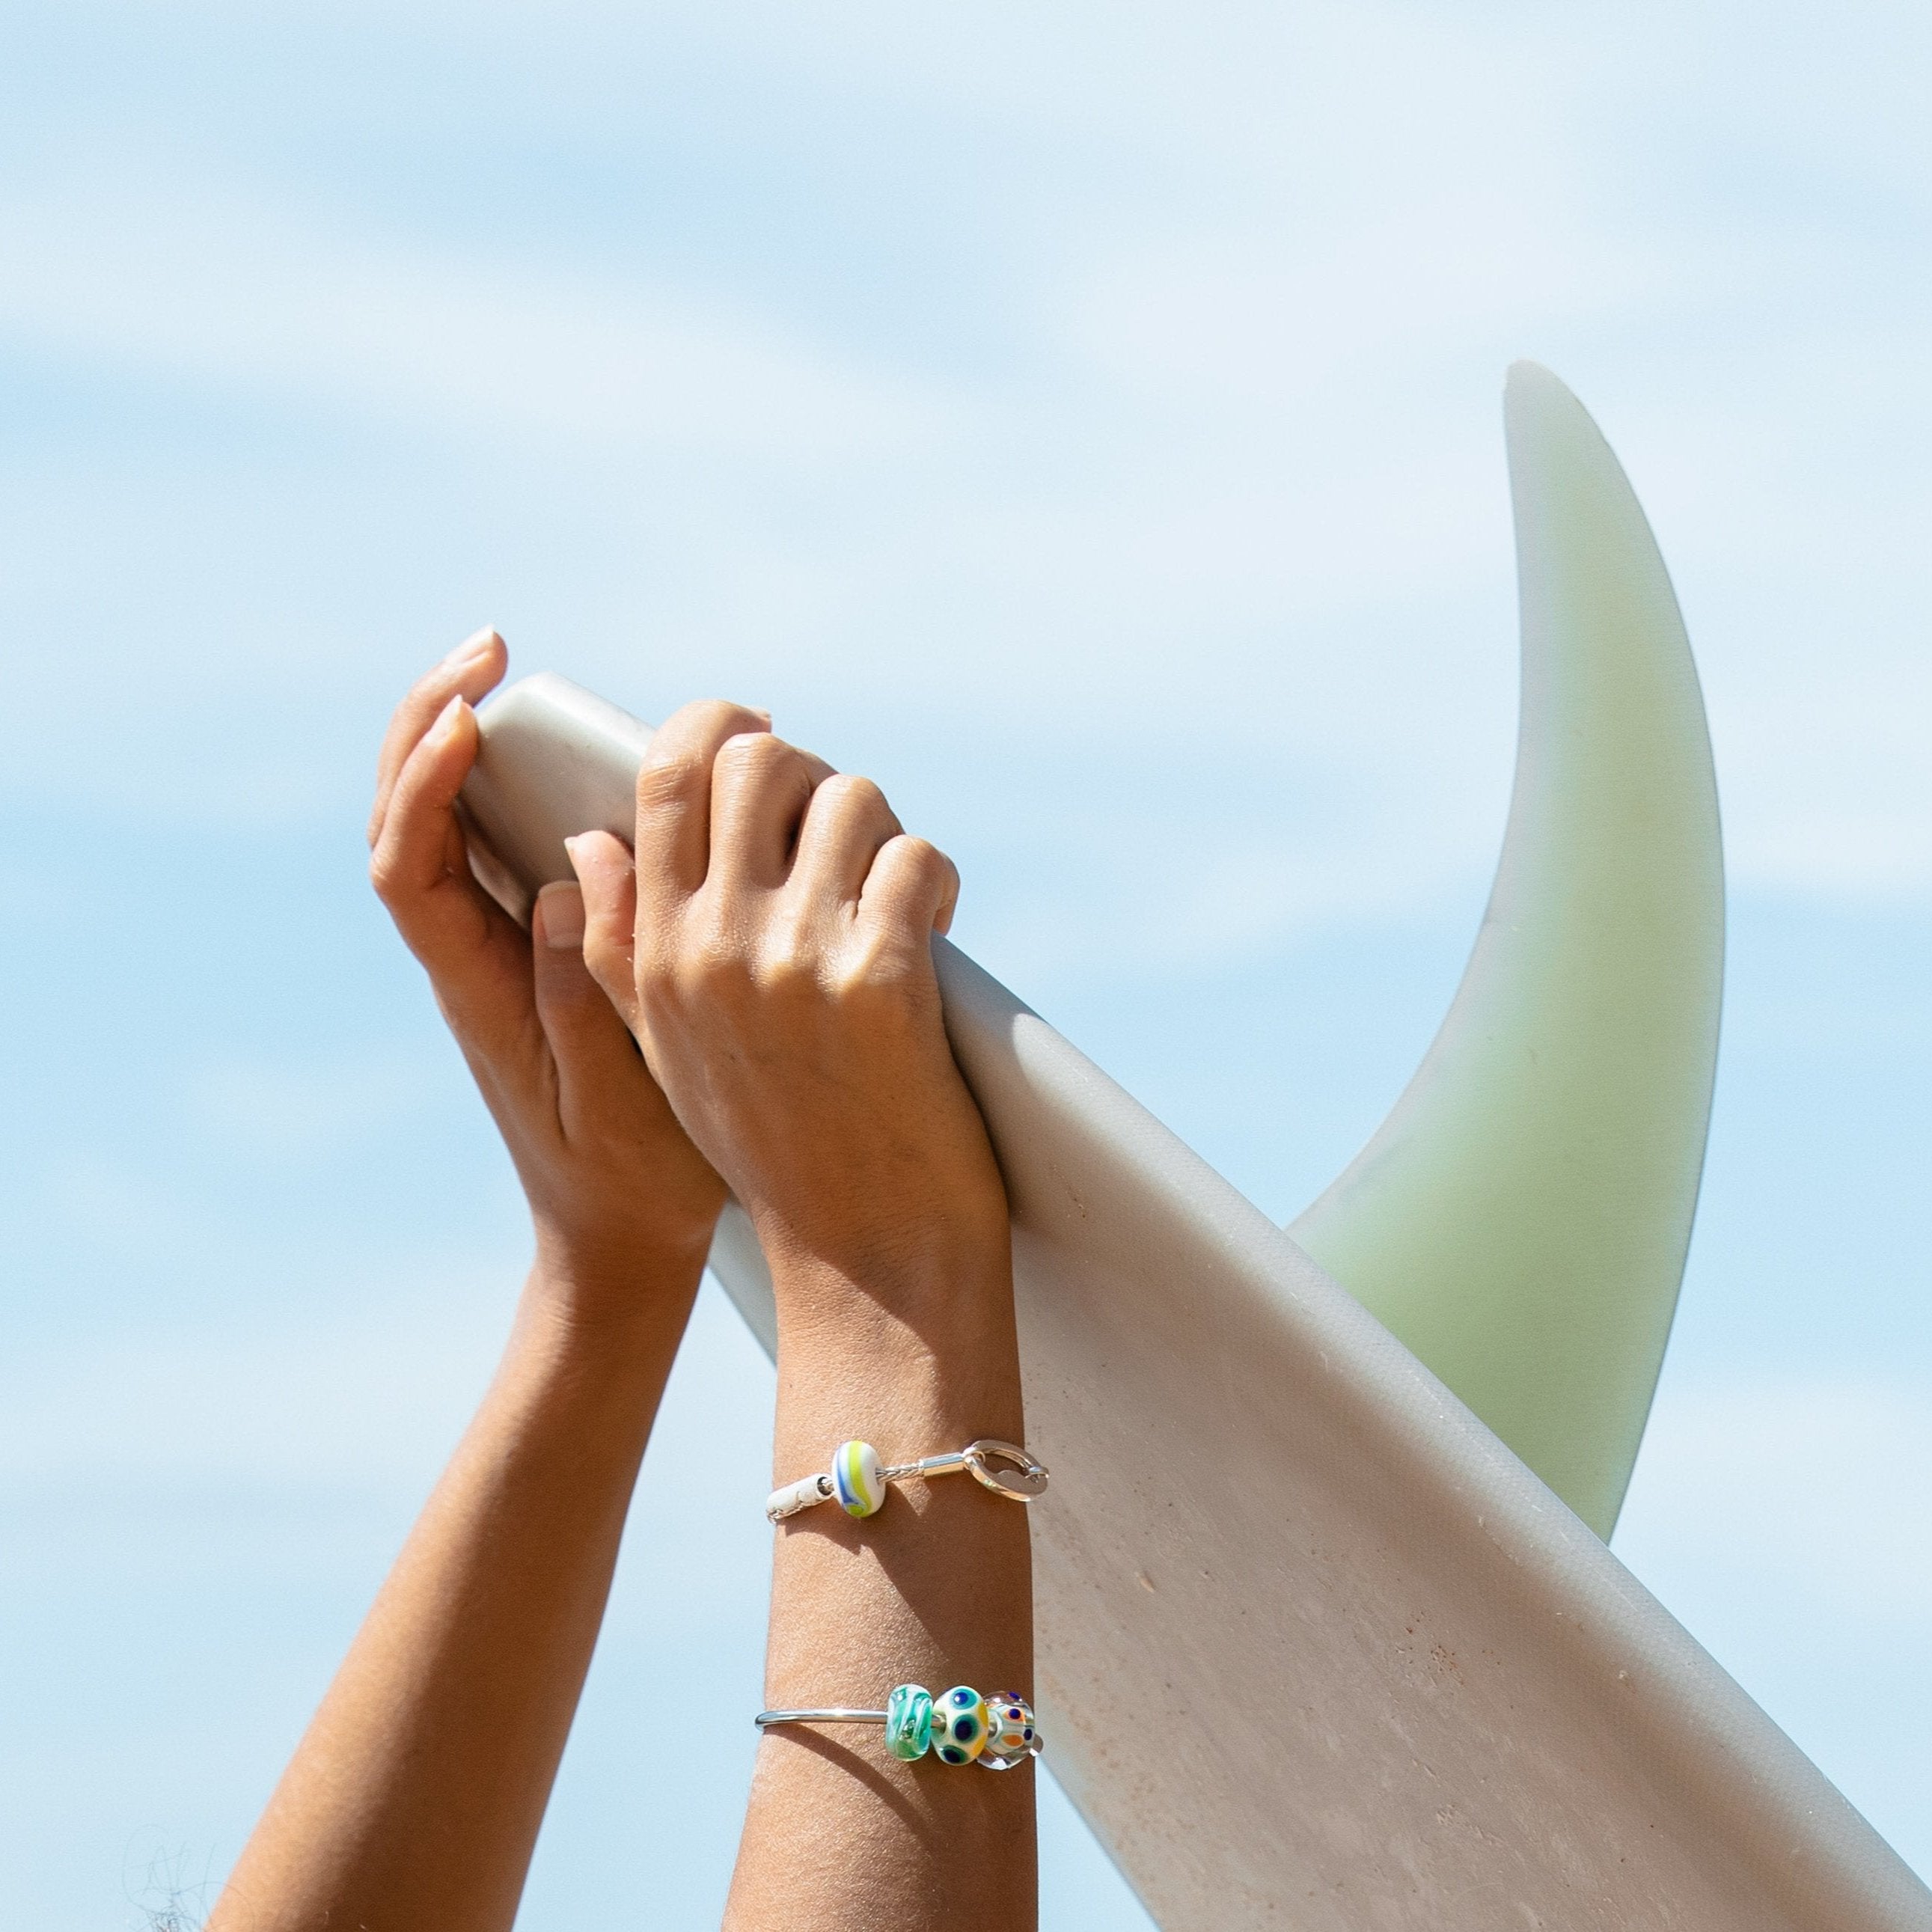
[210,1250,702,1932]
[725,1238,1036,1931]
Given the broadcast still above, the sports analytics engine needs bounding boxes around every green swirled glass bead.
[885,1684,933,1761]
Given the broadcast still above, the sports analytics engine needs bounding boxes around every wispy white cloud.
[8,0,1931,911]
[0,162,953,467]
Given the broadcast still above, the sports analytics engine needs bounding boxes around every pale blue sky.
[1,2,1928,1925]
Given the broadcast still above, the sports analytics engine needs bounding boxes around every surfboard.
[1291,360,1725,1540]
[459,367,1931,1929]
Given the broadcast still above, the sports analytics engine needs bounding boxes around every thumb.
[565,831,641,1033]
[531,881,646,1140]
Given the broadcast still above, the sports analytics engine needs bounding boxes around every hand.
[367,633,728,1321]
[569,712,1035,1932]
[568,703,1009,1328]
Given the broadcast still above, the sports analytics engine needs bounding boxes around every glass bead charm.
[885,1684,934,1761]
[933,1686,989,1764]
[830,1440,887,1517]
[978,1692,1040,1770]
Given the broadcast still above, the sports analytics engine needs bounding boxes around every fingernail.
[562,834,587,878]
[429,693,466,739]
[443,626,499,669]
[537,880,586,950]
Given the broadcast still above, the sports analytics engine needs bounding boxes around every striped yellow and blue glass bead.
[885,1684,933,1761]
[933,1687,990,1764]
[831,1440,887,1517]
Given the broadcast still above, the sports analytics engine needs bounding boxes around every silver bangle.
[765,1438,1048,1523]
[756,1686,1042,1769]
[755,1707,888,1725]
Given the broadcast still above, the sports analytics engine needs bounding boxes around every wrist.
[468,1288,675,1502]
[767,1247,1023,1470]
[524,1223,710,1354]
[769,1247,1017,1374]
[762,1212,1012,1326]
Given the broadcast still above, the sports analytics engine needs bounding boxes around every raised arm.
[572,708,1036,1932]
[209,634,732,1932]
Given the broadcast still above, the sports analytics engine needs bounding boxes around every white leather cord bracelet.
[765,1438,1049,1523]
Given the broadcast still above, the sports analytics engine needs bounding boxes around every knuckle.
[898,835,949,884]
[826,772,893,827]
[636,754,697,813]
[367,848,404,905]
[691,697,764,737]
[652,697,746,748]
[716,730,790,780]
[830,771,881,808]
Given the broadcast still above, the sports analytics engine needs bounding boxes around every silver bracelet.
[756,1685,1042,1768]
[755,1706,886,1724]
[765,1438,1048,1523]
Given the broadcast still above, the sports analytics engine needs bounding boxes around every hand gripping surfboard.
[458,366,1931,1930]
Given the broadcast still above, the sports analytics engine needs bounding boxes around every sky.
[1,0,1928,1924]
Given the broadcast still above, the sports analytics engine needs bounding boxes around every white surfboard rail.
[458,370,1931,1929]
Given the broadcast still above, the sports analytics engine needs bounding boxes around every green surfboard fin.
[1290,362,1724,1539]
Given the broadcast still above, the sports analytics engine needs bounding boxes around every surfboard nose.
[1289,363,1725,1539]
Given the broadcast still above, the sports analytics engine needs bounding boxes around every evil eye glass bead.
[831,1440,887,1517]
[933,1686,990,1764]
[885,1684,934,1761]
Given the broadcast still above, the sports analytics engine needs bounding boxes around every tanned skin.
[575,701,1033,1931]
[207,634,1034,1932]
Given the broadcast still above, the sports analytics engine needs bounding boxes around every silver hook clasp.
[962,1438,1050,1501]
